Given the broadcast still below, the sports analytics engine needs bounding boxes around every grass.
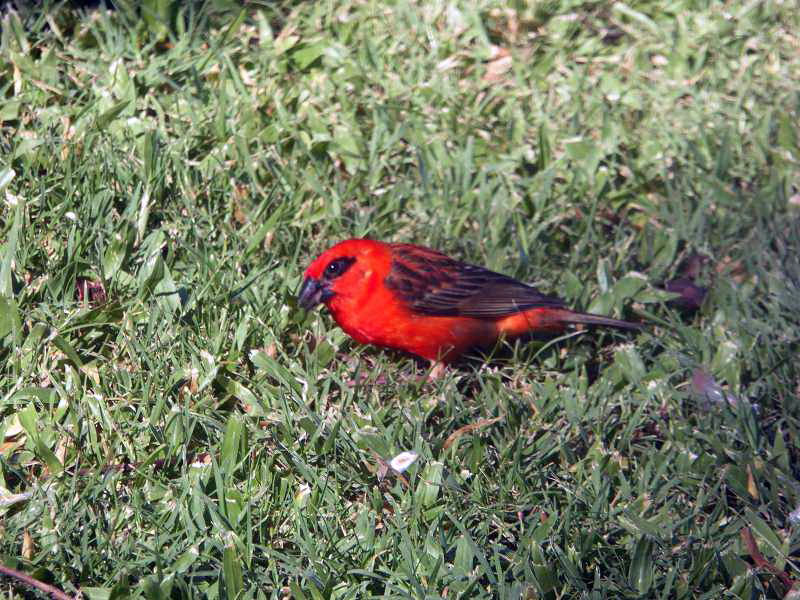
[1,0,799,597]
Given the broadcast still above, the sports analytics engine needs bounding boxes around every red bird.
[298,239,640,364]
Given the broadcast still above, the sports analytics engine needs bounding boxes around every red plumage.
[298,239,640,363]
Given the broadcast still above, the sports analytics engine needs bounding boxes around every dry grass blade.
[740,527,795,594]
[0,565,74,600]
[443,417,502,450]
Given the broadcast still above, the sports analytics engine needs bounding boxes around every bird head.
[297,239,388,311]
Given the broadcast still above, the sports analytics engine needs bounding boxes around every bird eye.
[324,257,356,280]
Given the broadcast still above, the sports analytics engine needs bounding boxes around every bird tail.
[497,307,641,338]
[561,311,642,331]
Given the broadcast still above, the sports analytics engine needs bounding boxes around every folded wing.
[385,243,565,318]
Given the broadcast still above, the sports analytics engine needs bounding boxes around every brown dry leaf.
[61,115,76,141]
[22,529,34,560]
[75,278,107,306]
[189,453,212,468]
[231,183,249,225]
[487,8,521,44]
[740,527,795,592]
[716,255,748,284]
[189,368,199,395]
[81,364,100,386]
[505,10,520,41]
[274,26,299,55]
[443,417,502,450]
[232,202,247,226]
[528,399,538,416]
[13,62,22,96]
[1,415,26,456]
[0,439,24,456]
[55,436,70,466]
[371,451,389,482]
[746,465,759,500]
[3,414,24,439]
[238,64,256,87]
[436,55,460,72]
[258,414,281,429]
[483,46,512,84]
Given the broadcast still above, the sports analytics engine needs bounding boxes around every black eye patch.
[324,256,356,279]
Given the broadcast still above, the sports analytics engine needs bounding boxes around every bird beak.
[297,277,332,310]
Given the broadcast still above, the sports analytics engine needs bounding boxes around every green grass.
[1,0,799,598]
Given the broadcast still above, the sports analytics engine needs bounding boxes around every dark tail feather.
[562,312,642,331]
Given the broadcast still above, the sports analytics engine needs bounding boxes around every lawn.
[1,1,799,598]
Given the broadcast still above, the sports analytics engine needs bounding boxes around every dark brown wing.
[385,243,565,317]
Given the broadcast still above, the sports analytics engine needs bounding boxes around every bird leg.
[427,361,447,380]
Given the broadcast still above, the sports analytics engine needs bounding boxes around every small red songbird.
[298,239,640,364]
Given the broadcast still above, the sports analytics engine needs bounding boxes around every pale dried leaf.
[389,451,419,473]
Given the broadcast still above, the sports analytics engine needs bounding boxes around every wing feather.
[385,243,565,317]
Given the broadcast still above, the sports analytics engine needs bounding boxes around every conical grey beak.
[297,277,331,310]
